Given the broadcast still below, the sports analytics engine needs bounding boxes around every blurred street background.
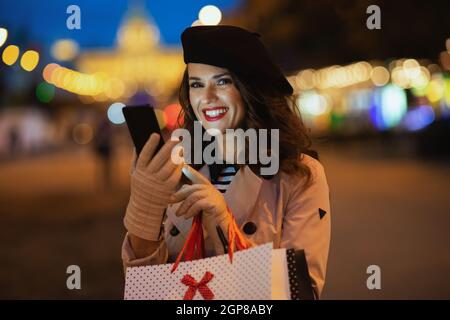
[0,0,449,299]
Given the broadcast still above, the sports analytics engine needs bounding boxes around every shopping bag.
[124,212,314,300]
[124,243,314,300]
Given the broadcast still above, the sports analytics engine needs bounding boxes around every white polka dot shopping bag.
[124,215,314,300]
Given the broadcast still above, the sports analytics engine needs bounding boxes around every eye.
[189,81,203,88]
[217,78,232,86]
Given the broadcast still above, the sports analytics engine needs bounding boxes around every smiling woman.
[122,25,331,299]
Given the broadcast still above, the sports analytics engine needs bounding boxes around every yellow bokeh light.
[0,28,8,47]
[355,61,372,81]
[295,69,315,90]
[391,67,410,88]
[371,66,390,87]
[410,67,430,89]
[403,59,419,70]
[444,79,450,105]
[93,92,108,102]
[20,50,39,71]
[105,78,125,99]
[2,45,19,65]
[198,5,222,25]
[43,63,60,82]
[52,66,67,86]
[51,39,79,61]
[62,70,75,90]
[426,79,444,103]
[123,81,138,98]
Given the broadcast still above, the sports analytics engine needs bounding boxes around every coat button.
[169,225,180,236]
[243,222,257,235]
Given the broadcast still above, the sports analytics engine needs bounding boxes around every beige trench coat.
[122,154,331,299]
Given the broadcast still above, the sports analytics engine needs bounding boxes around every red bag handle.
[171,207,251,273]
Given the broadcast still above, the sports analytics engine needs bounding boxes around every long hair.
[177,67,316,185]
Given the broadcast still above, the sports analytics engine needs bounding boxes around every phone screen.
[122,105,164,156]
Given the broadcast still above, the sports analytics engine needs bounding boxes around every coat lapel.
[224,165,263,226]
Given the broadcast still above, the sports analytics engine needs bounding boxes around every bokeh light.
[440,51,450,71]
[410,67,430,89]
[426,79,445,103]
[198,5,222,25]
[20,50,39,71]
[164,103,182,130]
[371,66,390,87]
[0,28,8,47]
[402,105,435,131]
[51,39,79,61]
[295,69,316,90]
[370,84,407,130]
[2,44,19,65]
[297,91,331,116]
[36,82,55,103]
[107,102,126,125]
[72,123,94,145]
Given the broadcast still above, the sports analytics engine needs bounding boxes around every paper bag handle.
[171,207,251,273]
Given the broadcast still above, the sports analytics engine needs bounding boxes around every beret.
[181,25,293,95]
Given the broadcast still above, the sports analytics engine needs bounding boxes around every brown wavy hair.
[177,67,316,184]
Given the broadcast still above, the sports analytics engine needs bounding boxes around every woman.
[122,25,331,299]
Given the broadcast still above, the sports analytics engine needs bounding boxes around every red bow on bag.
[171,208,252,300]
[181,271,214,300]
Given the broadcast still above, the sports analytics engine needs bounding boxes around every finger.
[166,162,184,187]
[184,199,209,219]
[181,164,211,185]
[169,184,204,203]
[175,190,209,217]
[136,133,160,168]
[156,157,178,180]
[148,138,180,172]
[175,189,205,216]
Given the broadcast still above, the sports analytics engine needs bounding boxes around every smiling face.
[188,63,245,133]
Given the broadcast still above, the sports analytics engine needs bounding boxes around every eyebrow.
[188,73,231,81]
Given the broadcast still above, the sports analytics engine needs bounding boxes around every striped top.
[210,165,238,193]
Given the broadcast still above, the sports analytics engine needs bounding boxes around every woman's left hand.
[169,165,228,222]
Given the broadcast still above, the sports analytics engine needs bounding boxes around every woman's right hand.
[124,133,183,242]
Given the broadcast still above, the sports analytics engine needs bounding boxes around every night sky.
[0,0,240,49]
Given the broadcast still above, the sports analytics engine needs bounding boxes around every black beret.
[181,25,293,96]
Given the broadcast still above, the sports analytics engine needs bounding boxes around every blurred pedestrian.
[94,116,114,191]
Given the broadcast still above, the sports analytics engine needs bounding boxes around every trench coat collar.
[166,164,263,237]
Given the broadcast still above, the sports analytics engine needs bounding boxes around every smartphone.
[122,104,164,156]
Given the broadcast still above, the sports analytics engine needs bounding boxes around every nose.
[201,85,218,105]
